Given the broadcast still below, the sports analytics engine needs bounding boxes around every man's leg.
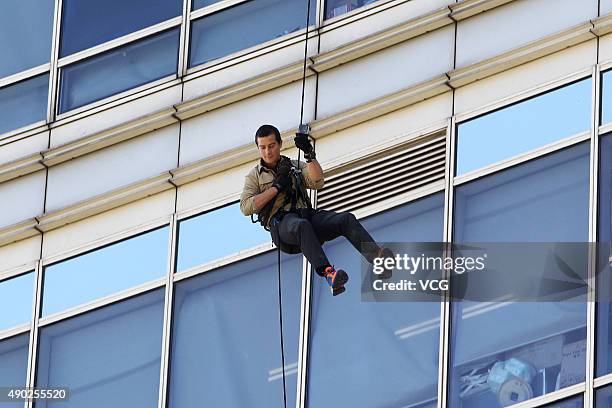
[277,213,348,295]
[310,210,382,263]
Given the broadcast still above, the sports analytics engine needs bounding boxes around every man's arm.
[240,169,281,216]
[252,186,279,211]
[299,159,324,190]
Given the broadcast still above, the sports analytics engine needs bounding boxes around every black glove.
[272,173,291,193]
[294,132,316,162]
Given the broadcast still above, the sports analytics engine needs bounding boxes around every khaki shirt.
[240,158,324,222]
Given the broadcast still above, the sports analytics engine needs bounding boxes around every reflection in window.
[597,134,612,377]
[602,70,612,126]
[60,0,181,57]
[0,0,54,79]
[325,0,381,19]
[0,74,48,135]
[307,194,444,407]
[0,333,29,408]
[43,226,168,316]
[176,203,270,272]
[36,289,165,408]
[59,29,179,113]
[192,0,224,10]
[544,396,583,408]
[456,79,591,176]
[597,383,612,407]
[168,251,302,408]
[0,272,34,332]
[450,144,590,408]
[189,0,316,67]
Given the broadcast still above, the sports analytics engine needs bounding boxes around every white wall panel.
[456,0,598,68]
[179,79,315,166]
[0,236,41,275]
[46,125,179,212]
[454,40,596,117]
[602,0,612,16]
[599,33,612,64]
[316,92,451,160]
[50,84,182,148]
[42,190,174,260]
[0,131,48,167]
[317,26,454,118]
[320,0,453,53]
[0,171,46,229]
[183,38,318,100]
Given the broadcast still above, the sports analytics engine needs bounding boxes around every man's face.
[257,134,281,167]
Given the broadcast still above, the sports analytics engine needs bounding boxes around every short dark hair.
[255,124,281,146]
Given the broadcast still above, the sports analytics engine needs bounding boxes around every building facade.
[0,0,612,407]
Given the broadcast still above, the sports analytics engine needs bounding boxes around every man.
[240,124,392,296]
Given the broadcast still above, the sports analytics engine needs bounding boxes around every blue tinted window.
[450,144,590,408]
[602,70,612,125]
[544,396,583,407]
[192,0,224,9]
[597,384,612,407]
[59,29,179,113]
[169,251,302,408]
[0,333,29,408]
[0,74,48,135]
[189,0,316,67]
[36,289,165,408]
[325,0,381,19]
[597,134,612,377]
[60,0,182,57]
[307,194,444,407]
[0,0,54,79]
[456,79,591,176]
[176,203,270,272]
[0,272,34,331]
[43,227,168,316]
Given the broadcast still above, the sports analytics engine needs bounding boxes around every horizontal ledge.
[448,21,595,88]
[449,0,517,21]
[0,153,45,183]
[0,218,40,247]
[592,13,612,36]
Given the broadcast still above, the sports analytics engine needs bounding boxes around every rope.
[276,1,313,406]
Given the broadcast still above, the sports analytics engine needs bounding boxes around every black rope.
[276,1,313,407]
[277,246,288,408]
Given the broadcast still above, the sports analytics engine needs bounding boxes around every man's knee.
[340,211,358,225]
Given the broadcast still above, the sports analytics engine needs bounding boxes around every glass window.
[59,29,179,113]
[597,134,612,377]
[168,251,303,408]
[192,0,224,10]
[450,143,590,408]
[456,79,591,176]
[0,0,54,79]
[597,383,612,407]
[544,396,583,408]
[60,0,182,57]
[324,0,381,19]
[176,202,270,272]
[602,70,612,126]
[42,227,168,317]
[0,272,34,332]
[0,74,48,135]
[35,289,165,408]
[307,193,444,407]
[189,0,316,67]
[0,334,29,408]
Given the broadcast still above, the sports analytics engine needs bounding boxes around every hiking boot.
[376,247,394,279]
[323,266,349,296]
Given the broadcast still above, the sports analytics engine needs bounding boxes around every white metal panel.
[0,131,48,167]
[0,171,46,229]
[316,92,452,160]
[456,0,598,68]
[317,26,454,118]
[46,125,179,212]
[50,84,182,148]
[454,39,596,117]
[179,79,315,166]
[320,0,454,53]
[183,38,318,99]
[0,236,41,275]
[599,33,612,65]
[42,190,174,260]
[176,160,254,214]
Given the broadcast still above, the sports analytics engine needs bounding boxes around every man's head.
[255,124,282,167]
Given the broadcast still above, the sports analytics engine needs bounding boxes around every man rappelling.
[240,124,393,296]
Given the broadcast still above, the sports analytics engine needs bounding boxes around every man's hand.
[294,133,316,162]
[272,173,291,193]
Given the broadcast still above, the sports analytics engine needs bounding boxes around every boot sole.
[330,270,349,296]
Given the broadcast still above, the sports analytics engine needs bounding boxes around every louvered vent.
[316,133,446,213]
